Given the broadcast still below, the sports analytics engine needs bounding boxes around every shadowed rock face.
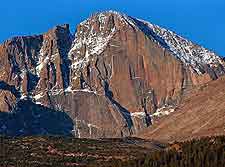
[0,11,225,138]
[0,100,74,137]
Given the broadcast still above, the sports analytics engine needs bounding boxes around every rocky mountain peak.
[68,11,225,78]
[68,11,140,57]
[134,19,225,75]
[0,11,225,138]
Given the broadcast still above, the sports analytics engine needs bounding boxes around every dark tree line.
[93,136,225,167]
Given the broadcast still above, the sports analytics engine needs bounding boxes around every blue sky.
[0,0,224,56]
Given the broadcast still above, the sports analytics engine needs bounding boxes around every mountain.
[0,11,224,139]
[139,76,225,142]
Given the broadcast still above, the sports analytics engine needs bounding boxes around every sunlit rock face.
[0,11,225,138]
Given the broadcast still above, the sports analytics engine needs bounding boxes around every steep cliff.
[0,11,224,138]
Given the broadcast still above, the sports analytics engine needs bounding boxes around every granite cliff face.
[0,11,224,138]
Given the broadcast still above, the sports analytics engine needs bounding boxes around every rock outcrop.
[0,11,224,138]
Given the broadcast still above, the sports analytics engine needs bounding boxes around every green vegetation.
[121,136,225,167]
[0,136,224,167]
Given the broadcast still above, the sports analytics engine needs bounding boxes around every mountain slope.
[0,11,224,138]
[139,76,225,142]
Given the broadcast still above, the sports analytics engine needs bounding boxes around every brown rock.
[0,11,224,138]
[139,76,225,142]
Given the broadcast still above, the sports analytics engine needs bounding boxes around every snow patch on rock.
[130,112,146,118]
[34,92,44,100]
[20,94,27,100]
[152,106,175,117]
[131,17,224,74]
[69,12,117,78]
[36,48,49,77]
[65,87,97,94]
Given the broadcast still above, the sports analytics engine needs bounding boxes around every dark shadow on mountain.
[141,98,152,127]
[0,81,21,98]
[27,72,39,92]
[103,81,133,130]
[56,24,73,89]
[0,99,74,137]
[130,17,170,50]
